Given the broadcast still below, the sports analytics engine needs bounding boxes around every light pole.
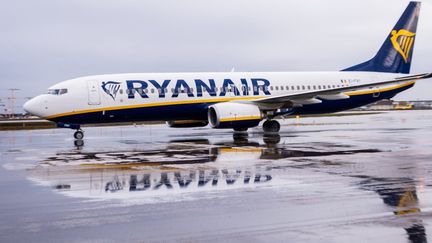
[8,88,20,118]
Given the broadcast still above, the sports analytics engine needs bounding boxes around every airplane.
[23,1,431,140]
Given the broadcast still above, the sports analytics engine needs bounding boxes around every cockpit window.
[47,89,68,95]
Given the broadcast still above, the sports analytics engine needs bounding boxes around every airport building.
[364,99,432,110]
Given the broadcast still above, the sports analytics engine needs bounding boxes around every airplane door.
[87,80,101,105]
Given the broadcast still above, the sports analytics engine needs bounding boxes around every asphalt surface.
[1,110,432,243]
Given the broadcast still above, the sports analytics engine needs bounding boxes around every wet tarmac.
[1,110,432,242]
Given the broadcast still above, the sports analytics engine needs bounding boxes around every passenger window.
[275,86,278,91]
[302,85,305,90]
[307,85,311,90]
[280,86,284,90]
[313,85,316,90]
[119,89,123,94]
[297,85,300,90]
[151,88,155,93]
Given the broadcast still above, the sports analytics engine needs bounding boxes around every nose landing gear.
[74,130,84,140]
[263,120,280,133]
[56,123,84,140]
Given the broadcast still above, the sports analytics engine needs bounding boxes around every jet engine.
[208,102,262,130]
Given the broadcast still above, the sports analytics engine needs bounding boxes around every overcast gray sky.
[1,0,432,113]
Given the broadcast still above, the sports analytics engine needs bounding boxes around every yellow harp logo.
[390,29,415,63]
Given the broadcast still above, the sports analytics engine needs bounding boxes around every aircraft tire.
[74,130,84,140]
[263,120,280,133]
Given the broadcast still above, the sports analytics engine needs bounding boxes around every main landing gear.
[231,120,281,134]
[263,120,280,133]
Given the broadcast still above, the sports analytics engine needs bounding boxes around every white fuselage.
[23,71,408,123]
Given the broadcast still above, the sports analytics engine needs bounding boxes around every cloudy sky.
[1,0,432,113]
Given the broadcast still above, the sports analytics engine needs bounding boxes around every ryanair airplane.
[24,2,431,139]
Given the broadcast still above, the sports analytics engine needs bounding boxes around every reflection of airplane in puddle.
[108,169,272,192]
[44,135,380,167]
[29,165,273,200]
[28,136,379,200]
[359,177,427,243]
[28,137,278,200]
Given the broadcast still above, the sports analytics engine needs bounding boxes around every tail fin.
[343,2,421,74]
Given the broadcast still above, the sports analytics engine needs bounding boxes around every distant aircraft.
[24,2,431,139]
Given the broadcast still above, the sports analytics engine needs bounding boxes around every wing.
[252,73,432,108]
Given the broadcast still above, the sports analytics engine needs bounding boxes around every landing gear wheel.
[74,139,84,148]
[74,130,84,140]
[263,120,280,133]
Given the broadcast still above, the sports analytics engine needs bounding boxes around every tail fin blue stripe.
[343,2,421,74]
